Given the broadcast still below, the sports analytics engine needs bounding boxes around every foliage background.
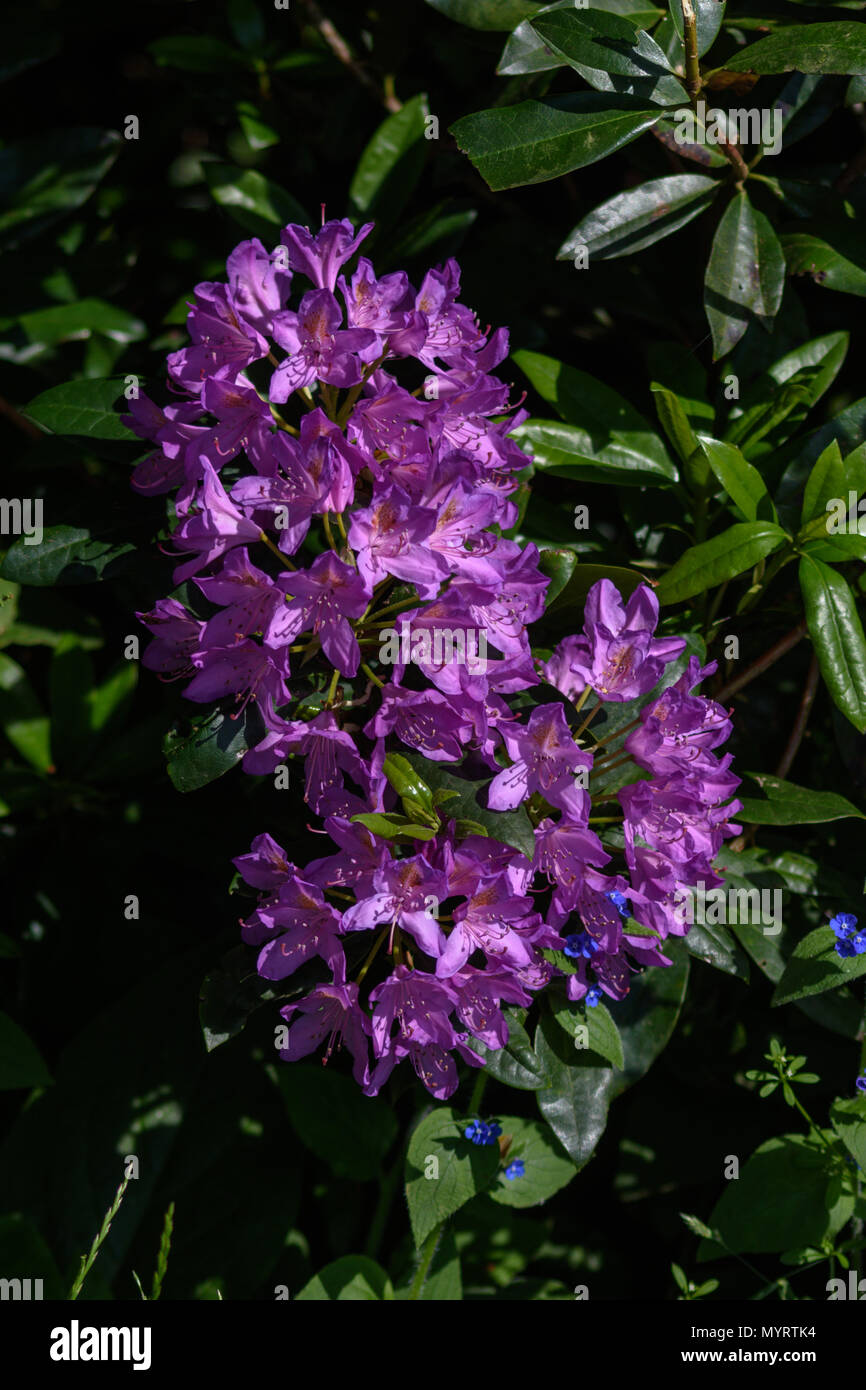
[1,0,865,1300]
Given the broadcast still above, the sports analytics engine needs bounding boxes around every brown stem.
[713,619,807,704]
[303,1,401,113]
[775,652,820,781]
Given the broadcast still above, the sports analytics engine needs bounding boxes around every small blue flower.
[831,913,861,958]
[465,1119,501,1146]
[564,930,598,960]
[586,985,603,1007]
[856,1074,866,1095]
[605,890,628,919]
[504,1159,525,1181]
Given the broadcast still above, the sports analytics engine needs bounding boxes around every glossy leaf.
[699,436,771,521]
[773,927,866,1006]
[799,554,866,733]
[450,94,661,191]
[656,522,788,604]
[684,919,751,980]
[704,191,786,359]
[531,9,685,105]
[469,1009,550,1090]
[1,525,136,587]
[425,0,542,29]
[22,378,136,440]
[0,127,120,249]
[667,0,726,56]
[723,22,866,76]
[737,772,865,825]
[205,164,309,240]
[782,222,866,297]
[349,93,430,233]
[559,174,717,261]
[164,707,262,792]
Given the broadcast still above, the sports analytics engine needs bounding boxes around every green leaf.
[295,1256,395,1301]
[512,417,678,487]
[656,522,788,604]
[198,945,282,1053]
[235,102,279,152]
[405,1106,500,1247]
[164,707,261,792]
[773,927,866,1007]
[558,174,717,261]
[704,190,786,359]
[651,385,701,467]
[537,548,579,606]
[22,378,135,439]
[830,1097,866,1171]
[699,436,772,522]
[802,440,846,528]
[19,299,146,348]
[534,1013,615,1168]
[227,0,266,50]
[426,0,542,28]
[684,919,751,981]
[668,0,726,56]
[147,35,253,72]
[782,221,866,298]
[205,164,309,240]
[0,1216,63,1298]
[0,127,120,249]
[468,1009,550,1090]
[488,1117,577,1208]
[382,752,438,826]
[552,997,625,1068]
[450,93,661,191]
[737,771,865,825]
[705,1134,854,1256]
[0,653,52,771]
[277,1064,398,1181]
[531,9,685,106]
[725,331,849,460]
[799,554,866,733]
[400,754,536,859]
[349,93,430,233]
[0,1011,52,1090]
[414,1228,462,1299]
[351,811,438,842]
[723,22,866,76]
[499,0,663,74]
[1,525,136,587]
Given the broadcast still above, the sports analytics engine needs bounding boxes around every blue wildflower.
[830,914,866,958]
[856,1074,866,1095]
[465,1119,502,1146]
[504,1159,525,1181]
[564,930,599,959]
[586,985,603,1007]
[605,890,628,919]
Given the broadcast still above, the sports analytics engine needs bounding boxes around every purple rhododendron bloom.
[131,218,741,1099]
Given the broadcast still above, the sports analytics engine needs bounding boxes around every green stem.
[466,1069,488,1117]
[681,0,701,104]
[408,1224,441,1300]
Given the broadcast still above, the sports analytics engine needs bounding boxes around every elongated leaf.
[723,22,866,76]
[799,555,866,733]
[773,926,866,1006]
[349,93,430,233]
[0,127,120,249]
[22,378,135,440]
[148,35,253,72]
[699,436,771,521]
[450,93,661,191]
[1,525,136,587]
[738,772,864,825]
[559,174,717,261]
[277,1064,397,1181]
[425,0,542,29]
[500,1,666,72]
[831,1097,866,1172]
[552,997,625,1068]
[534,1014,614,1168]
[782,222,866,297]
[685,919,751,980]
[0,1012,52,1090]
[704,190,786,358]
[725,331,849,459]
[656,522,787,604]
[164,706,262,792]
[205,164,309,240]
[405,1106,500,1247]
[531,9,685,105]
[802,440,846,528]
[512,418,678,486]
[651,384,700,466]
[19,299,146,348]
[0,653,52,771]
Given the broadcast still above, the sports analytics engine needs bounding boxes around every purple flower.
[549,579,685,703]
[278,982,370,1088]
[488,704,592,818]
[280,217,374,292]
[266,552,370,677]
[270,289,378,401]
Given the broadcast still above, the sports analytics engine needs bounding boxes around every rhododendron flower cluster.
[132,218,741,1099]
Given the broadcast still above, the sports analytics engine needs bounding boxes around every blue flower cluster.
[465,1119,502,1146]
[831,914,866,958]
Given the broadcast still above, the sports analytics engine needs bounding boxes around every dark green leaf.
[349,93,430,233]
[488,1117,577,1207]
[1,525,136,587]
[773,927,866,1007]
[0,1012,52,1090]
[656,522,788,604]
[147,35,253,72]
[0,127,120,249]
[164,707,261,792]
[737,771,865,825]
[531,9,685,106]
[469,1009,550,1090]
[23,378,135,440]
[277,1064,398,1181]
[559,174,717,261]
[799,554,866,733]
[830,1097,866,1171]
[723,22,866,76]
[450,94,661,191]
[205,164,309,240]
[700,436,772,521]
[684,919,751,980]
[295,1256,394,1301]
[668,0,726,56]
[782,221,866,297]
[704,191,786,359]
[426,0,542,28]
[0,653,52,771]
